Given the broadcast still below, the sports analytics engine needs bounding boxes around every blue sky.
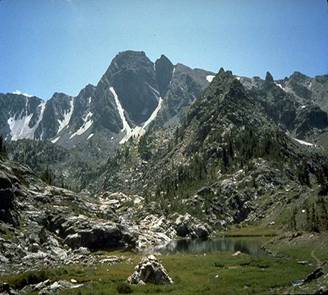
[0,0,327,99]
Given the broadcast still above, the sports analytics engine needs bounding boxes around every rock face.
[155,54,174,97]
[101,51,159,125]
[0,155,212,275]
[0,170,19,226]
[173,213,210,239]
[48,215,136,251]
[128,255,173,285]
[123,67,328,233]
[303,267,324,284]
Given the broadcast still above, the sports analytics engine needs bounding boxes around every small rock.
[39,280,83,294]
[303,268,324,284]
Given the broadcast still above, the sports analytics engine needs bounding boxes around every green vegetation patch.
[0,249,315,295]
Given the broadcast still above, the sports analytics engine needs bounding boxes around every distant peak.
[12,90,33,97]
[218,67,225,75]
[77,84,96,98]
[265,71,274,82]
[216,68,234,80]
[51,92,71,100]
[105,50,152,73]
[157,54,172,63]
[155,54,173,69]
[115,50,147,60]
[290,71,309,80]
[155,54,174,97]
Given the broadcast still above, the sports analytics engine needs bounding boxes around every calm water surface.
[158,237,268,256]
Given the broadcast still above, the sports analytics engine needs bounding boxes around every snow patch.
[120,98,163,144]
[70,111,93,139]
[12,90,33,97]
[57,97,74,134]
[143,97,163,129]
[8,114,34,140]
[275,82,285,91]
[35,102,46,139]
[146,83,160,97]
[235,76,241,81]
[293,137,314,147]
[8,100,46,140]
[51,136,60,143]
[110,87,132,135]
[206,75,215,83]
[110,86,163,145]
[87,133,94,140]
[301,105,306,109]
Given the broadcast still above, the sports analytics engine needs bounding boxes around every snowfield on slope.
[57,97,74,134]
[70,112,93,139]
[110,86,163,144]
[293,137,314,147]
[206,75,215,82]
[8,99,46,140]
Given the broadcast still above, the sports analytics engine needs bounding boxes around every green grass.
[0,250,314,295]
[267,232,328,263]
[217,225,279,237]
[2,231,328,294]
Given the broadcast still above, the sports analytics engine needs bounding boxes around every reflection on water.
[159,237,266,256]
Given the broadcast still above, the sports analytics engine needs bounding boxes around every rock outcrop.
[173,213,210,239]
[0,170,19,226]
[128,255,173,285]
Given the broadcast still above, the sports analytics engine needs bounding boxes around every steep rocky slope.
[0,148,210,276]
[101,69,328,232]
[2,51,214,191]
[3,53,328,194]
[239,72,328,143]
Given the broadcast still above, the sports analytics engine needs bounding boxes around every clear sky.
[1,0,327,99]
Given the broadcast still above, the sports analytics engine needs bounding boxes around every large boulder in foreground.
[128,255,173,285]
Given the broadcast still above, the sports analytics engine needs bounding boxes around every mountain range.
[1,51,213,149]
[2,51,328,192]
[1,51,328,294]
[1,52,328,154]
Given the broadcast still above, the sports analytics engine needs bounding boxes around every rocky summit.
[1,50,328,294]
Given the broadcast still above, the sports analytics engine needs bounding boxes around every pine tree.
[222,147,229,171]
[41,166,53,185]
[297,161,310,186]
[0,135,7,158]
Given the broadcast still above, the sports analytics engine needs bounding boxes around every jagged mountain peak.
[49,92,71,101]
[156,54,172,64]
[155,54,174,97]
[106,50,151,72]
[99,51,158,125]
[202,68,235,98]
[290,71,310,80]
[76,84,96,98]
[265,71,274,83]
